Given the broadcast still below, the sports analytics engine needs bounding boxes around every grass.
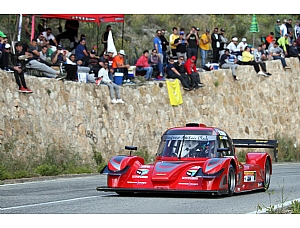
[257,180,300,214]
[0,135,107,180]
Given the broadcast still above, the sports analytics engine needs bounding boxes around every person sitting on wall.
[98,61,125,104]
[111,50,132,84]
[135,50,153,81]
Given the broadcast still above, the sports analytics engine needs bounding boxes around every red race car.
[96,123,278,196]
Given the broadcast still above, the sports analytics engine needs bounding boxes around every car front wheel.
[227,165,236,197]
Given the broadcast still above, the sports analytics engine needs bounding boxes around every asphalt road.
[0,163,300,214]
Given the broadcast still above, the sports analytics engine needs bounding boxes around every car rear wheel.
[227,165,236,197]
[263,160,271,190]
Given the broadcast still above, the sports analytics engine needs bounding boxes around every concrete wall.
[1,57,300,162]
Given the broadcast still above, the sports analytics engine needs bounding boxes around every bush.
[35,164,60,176]
[275,132,300,162]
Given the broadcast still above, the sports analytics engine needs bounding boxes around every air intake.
[185,123,207,127]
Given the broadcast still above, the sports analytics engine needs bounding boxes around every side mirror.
[125,146,137,156]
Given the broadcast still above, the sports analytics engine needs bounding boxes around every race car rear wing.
[232,139,279,162]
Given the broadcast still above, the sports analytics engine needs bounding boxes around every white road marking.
[0,194,114,211]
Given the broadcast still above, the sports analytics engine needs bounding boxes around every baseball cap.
[0,31,7,38]
[242,38,247,42]
[206,28,210,33]
[220,28,225,32]
[277,19,280,23]
[283,19,287,23]
[232,37,238,41]
[104,52,109,56]
[91,49,96,54]
[196,27,200,31]
[57,44,63,50]
[5,43,11,49]
[191,56,196,60]
[107,49,114,53]
[284,34,289,36]
[180,31,184,35]
[119,50,126,55]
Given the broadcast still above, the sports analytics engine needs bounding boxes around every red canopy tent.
[39,14,124,24]
[25,14,125,49]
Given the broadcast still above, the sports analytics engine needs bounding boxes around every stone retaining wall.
[0,57,299,162]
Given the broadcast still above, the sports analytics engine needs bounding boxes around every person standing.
[275,19,281,41]
[159,29,169,69]
[100,25,112,56]
[153,30,164,75]
[186,26,199,63]
[219,28,228,58]
[169,27,179,57]
[199,28,211,68]
[211,27,221,63]
[174,31,187,60]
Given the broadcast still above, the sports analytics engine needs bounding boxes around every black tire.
[263,159,271,191]
[116,191,134,196]
[227,165,236,197]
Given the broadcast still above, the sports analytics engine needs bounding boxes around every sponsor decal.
[182,176,198,180]
[164,135,216,141]
[140,165,151,168]
[217,130,226,136]
[244,171,256,182]
[186,170,197,176]
[132,175,148,179]
[127,181,146,184]
[156,173,166,175]
[178,183,199,186]
[258,182,263,187]
[136,169,149,175]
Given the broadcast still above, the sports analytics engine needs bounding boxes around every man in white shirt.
[42,28,58,46]
[237,38,248,52]
[280,20,287,37]
[98,62,125,104]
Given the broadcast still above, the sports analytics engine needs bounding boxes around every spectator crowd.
[1,16,300,98]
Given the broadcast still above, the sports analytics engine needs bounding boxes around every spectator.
[286,19,294,39]
[36,32,48,48]
[288,41,300,61]
[219,28,228,57]
[98,62,125,104]
[169,27,179,57]
[174,31,187,60]
[166,57,192,91]
[159,29,169,68]
[274,19,281,41]
[277,34,290,56]
[294,20,300,40]
[51,45,68,66]
[2,43,32,93]
[37,19,46,34]
[149,49,164,80]
[15,42,64,80]
[227,37,240,56]
[111,50,132,84]
[219,49,239,81]
[99,50,114,81]
[153,30,164,68]
[268,38,276,54]
[101,25,112,55]
[186,26,199,63]
[184,56,203,89]
[135,50,153,81]
[269,41,291,69]
[28,39,41,58]
[211,27,220,63]
[88,49,101,75]
[199,28,211,68]
[265,32,274,48]
[175,55,196,89]
[253,45,272,76]
[42,28,58,47]
[75,39,90,66]
[237,38,248,53]
[56,19,79,45]
[39,46,48,61]
[64,54,79,81]
[261,43,272,61]
[280,19,288,37]
[241,46,265,75]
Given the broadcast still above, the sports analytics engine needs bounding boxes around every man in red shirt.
[184,56,204,88]
[135,50,153,80]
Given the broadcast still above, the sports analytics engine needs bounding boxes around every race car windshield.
[157,135,217,158]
